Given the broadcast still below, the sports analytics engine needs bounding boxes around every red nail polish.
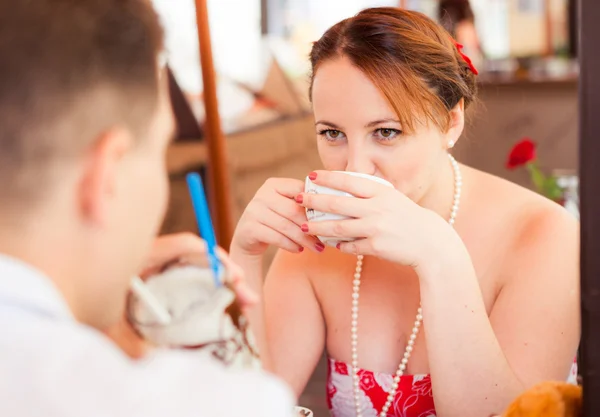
[295,194,303,204]
[301,224,309,233]
[315,242,325,252]
[309,172,317,181]
[336,243,341,250]
[298,246,304,253]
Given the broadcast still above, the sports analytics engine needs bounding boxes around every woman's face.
[311,56,463,204]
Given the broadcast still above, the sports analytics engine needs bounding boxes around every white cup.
[127,265,261,369]
[304,171,394,247]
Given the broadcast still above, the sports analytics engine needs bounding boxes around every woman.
[230,8,579,417]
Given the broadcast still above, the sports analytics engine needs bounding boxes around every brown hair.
[0,0,164,206]
[309,7,477,134]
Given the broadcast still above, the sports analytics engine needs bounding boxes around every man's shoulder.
[0,314,295,417]
[150,349,296,416]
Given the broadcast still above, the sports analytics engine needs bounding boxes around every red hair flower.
[506,138,536,169]
[452,39,479,75]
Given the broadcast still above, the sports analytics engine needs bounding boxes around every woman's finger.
[258,209,323,252]
[304,218,370,240]
[336,238,375,256]
[268,191,312,227]
[264,206,323,251]
[298,193,367,218]
[266,177,305,199]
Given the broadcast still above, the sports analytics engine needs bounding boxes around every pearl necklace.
[351,153,462,417]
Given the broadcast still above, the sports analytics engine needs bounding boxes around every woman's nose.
[345,144,376,174]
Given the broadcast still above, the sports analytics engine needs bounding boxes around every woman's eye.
[318,129,346,142]
[374,128,402,140]
[327,130,341,139]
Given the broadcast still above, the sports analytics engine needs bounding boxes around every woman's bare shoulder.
[467,166,577,225]
[466,166,578,270]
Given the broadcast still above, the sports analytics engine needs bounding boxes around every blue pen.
[186,172,222,287]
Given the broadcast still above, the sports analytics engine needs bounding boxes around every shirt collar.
[0,254,74,320]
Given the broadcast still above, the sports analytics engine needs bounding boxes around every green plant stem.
[526,162,563,201]
[526,162,546,191]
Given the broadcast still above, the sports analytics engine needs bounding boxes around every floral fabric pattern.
[327,357,578,417]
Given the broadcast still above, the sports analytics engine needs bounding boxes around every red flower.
[507,138,537,169]
[359,372,376,391]
[334,361,349,376]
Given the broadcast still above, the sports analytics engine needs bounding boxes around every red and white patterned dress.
[327,357,435,417]
[327,356,579,417]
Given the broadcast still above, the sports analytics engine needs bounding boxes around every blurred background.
[152,1,578,413]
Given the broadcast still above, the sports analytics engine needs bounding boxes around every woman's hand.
[297,170,459,270]
[231,178,323,261]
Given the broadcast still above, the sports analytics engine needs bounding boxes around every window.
[151,0,263,94]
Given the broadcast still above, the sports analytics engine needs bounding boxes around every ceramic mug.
[304,171,394,247]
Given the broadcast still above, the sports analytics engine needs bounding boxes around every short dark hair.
[0,0,164,207]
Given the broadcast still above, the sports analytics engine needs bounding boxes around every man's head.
[0,0,175,328]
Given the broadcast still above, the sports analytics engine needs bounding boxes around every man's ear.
[78,127,133,226]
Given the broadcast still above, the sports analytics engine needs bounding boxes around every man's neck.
[0,221,86,321]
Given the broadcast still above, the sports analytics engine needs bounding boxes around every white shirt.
[0,255,295,417]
